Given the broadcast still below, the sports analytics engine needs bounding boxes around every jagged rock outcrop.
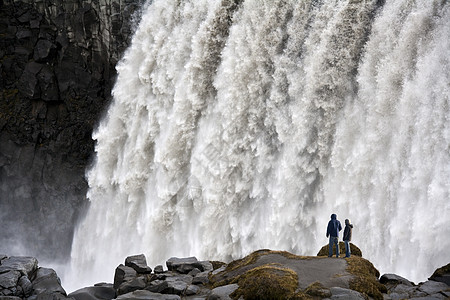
[0,0,145,261]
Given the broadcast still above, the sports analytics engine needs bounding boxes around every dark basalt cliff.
[0,0,145,260]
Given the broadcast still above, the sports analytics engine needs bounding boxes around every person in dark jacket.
[343,219,353,258]
[326,213,342,257]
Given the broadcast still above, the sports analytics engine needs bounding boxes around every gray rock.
[0,297,22,300]
[198,262,213,273]
[185,285,200,296]
[0,256,38,277]
[211,266,226,276]
[166,257,204,274]
[153,266,164,274]
[418,280,449,295]
[208,284,238,300]
[329,287,366,299]
[31,268,66,296]
[0,271,21,289]
[146,280,169,294]
[33,39,56,61]
[18,275,33,297]
[116,290,181,300]
[188,268,201,277]
[380,273,414,286]
[125,255,152,274]
[192,271,209,285]
[68,285,116,300]
[118,277,146,295]
[114,265,137,290]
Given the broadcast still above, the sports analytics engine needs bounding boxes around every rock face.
[0,0,145,261]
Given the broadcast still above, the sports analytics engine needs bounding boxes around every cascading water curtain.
[66,0,449,291]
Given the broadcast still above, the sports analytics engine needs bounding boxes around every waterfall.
[66,0,450,291]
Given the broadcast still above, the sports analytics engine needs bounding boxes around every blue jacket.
[326,214,342,238]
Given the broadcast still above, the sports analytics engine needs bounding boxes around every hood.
[331,214,337,220]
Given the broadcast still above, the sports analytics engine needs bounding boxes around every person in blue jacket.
[326,213,342,257]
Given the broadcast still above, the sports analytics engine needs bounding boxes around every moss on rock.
[346,256,387,300]
[230,264,299,300]
[316,242,362,257]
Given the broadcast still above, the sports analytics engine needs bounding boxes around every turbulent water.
[66,0,450,291]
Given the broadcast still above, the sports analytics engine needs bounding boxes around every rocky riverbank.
[1,245,449,300]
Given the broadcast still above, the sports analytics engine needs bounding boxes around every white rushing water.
[66,0,450,291]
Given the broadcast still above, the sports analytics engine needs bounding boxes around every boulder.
[0,271,21,290]
[418,280,449,295]
[125,255,152,274]
[30,268,66,296]
[118,278,146,296]
[18,275,34,297]
[166,257,204,274]
[68,285,116,300]
[380,273,414,286]
[0,256,38,277]
[192,271,209,285]
[153,266,164,274]
[114,265,137,290]
[115,290,181,300]
[317,242,362,257]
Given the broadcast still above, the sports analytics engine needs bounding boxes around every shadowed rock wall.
[0,0,145,261]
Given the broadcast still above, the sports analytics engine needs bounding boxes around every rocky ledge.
[1,246,449,300]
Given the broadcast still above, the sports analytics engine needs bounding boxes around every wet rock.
[125,255,152,274]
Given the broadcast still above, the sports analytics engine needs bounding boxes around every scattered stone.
[125,255,152,274]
